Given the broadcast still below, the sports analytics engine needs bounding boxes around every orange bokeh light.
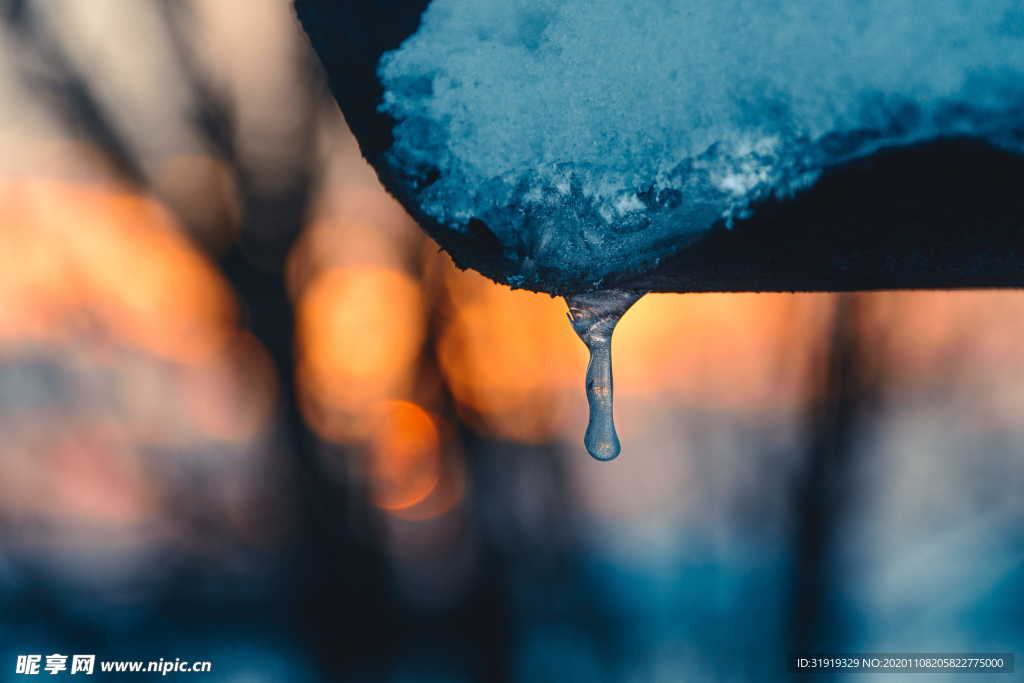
[297,265,425,442]
[437,262,584,443]
[0,179,236,364]
[367,401,442,512]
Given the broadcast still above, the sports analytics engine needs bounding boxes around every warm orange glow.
[437,262,584,443]
[297,265,425,442]
[613,292,830,409]
[435,258,831,443]
[0,179,236,364]
[0,169,262,532]
[367,401,442,512]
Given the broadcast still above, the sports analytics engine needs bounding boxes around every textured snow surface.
[379,0,1024,288]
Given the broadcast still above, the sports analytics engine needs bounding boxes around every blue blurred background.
[0,1,1022,681]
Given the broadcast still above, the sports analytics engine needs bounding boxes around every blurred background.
[1,1,1023,681]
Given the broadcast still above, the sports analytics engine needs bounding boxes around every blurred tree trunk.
[789,293,878,653]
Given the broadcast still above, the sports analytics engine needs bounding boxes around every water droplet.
[565,289,644,461]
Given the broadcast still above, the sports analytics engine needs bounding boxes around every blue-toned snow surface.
[379,0,1024,289]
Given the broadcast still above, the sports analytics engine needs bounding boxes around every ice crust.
[379,0,1024,289]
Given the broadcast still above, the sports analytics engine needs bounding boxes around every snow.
[378,0,1024,288]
